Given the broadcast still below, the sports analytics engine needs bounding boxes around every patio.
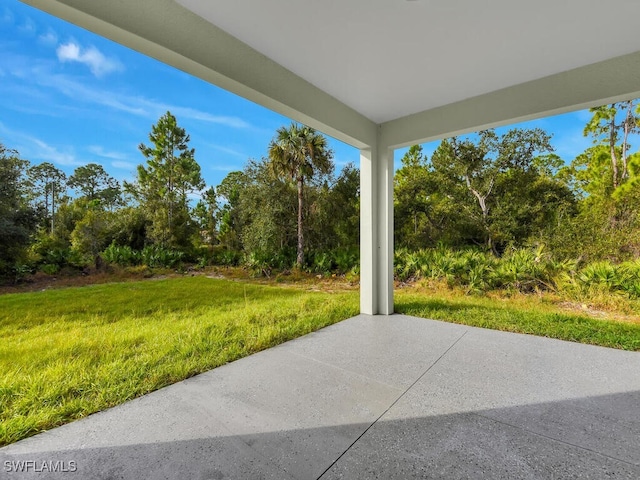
[7,3,640,478]
[2,314,639,479]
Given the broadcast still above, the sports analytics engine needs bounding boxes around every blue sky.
[0,0,603,193]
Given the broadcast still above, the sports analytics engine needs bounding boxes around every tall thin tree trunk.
[621,101,633,181]
[609,116,619,189]
[466,176,496,255]
[44,191,49,231]
[297,176,304,267]
[167,145,174,248]
[478,196,496,255]
[51,183,55,235]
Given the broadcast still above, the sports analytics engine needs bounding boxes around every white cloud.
[210,164,237,172]
[210,144,246,158]
[554,131,593,161]
[0,122,82,167]
[333,158,351,167]
[3,52,252,130]
[36,73,146,115]
[31,138,83,166]
[88,145,128,160]
[56,41,123,77]
[170,106,251,129]
[39,28,58,46]
[111,160,137,171]
[34,72,251,129]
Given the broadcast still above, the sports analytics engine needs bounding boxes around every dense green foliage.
[395,246,640,299]
[1,100,639,284]
[394,101,640,272]
[395,133,576,254]
[0,113,360,280]
[0,144,38,281]
[0,277,359,446]
[125,111,205,249]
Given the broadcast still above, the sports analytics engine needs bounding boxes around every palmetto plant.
[332,247,359,274]
[101,242,141,266]
[140,245,184,268]
[393,245,640,299]
[578,261,619,289]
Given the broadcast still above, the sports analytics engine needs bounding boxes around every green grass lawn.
[396,287,640,351]
[3,274,640,447]
[0,276,359,446]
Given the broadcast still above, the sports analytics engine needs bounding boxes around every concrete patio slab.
[1,314,639,479]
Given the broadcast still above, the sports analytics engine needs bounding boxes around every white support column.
[360,142,394,315]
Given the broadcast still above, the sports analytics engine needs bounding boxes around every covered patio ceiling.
[21,0,640,314]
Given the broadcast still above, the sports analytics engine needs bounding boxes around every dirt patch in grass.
[557,301,640,325]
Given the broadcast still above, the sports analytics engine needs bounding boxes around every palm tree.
[268,123,333,267]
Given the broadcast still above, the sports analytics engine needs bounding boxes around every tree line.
[1,101,639,284]
[395,100,640,262]
[0,112,359,282]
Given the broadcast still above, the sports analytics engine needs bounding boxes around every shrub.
[245,250,275,277]
[570,259,640,299]
[393,245,587,295]
[219,250,242,267]
[141,245,184,268]
[11,263,33,283]
[312,252,334,275]
[333,247,359,274]
[101,242,141,267]
[40,264,60,275]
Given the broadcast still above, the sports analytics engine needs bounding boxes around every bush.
[245,250,275,277]
[10,263,33,283]
[219,250,242,267]
[571,259,640,299]
[394,245,582,294]
[41,264,60,275]
[311,252,334,275]
[101,243,185,269]
[307,247,358,276]
[141,245,184,268]
[394,245,640,299]
[332,247,359,274]
[245,248,296,277]
[101,242,141,267]
[489,248,552,293]
[32,248,86,275]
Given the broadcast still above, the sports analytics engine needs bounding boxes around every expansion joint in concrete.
[316,330,469,479]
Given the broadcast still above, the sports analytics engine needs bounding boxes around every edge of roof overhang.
[380,50,640,149]
[20,0,378,149]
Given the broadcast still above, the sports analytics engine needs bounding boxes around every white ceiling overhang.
[21,0,640,149]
